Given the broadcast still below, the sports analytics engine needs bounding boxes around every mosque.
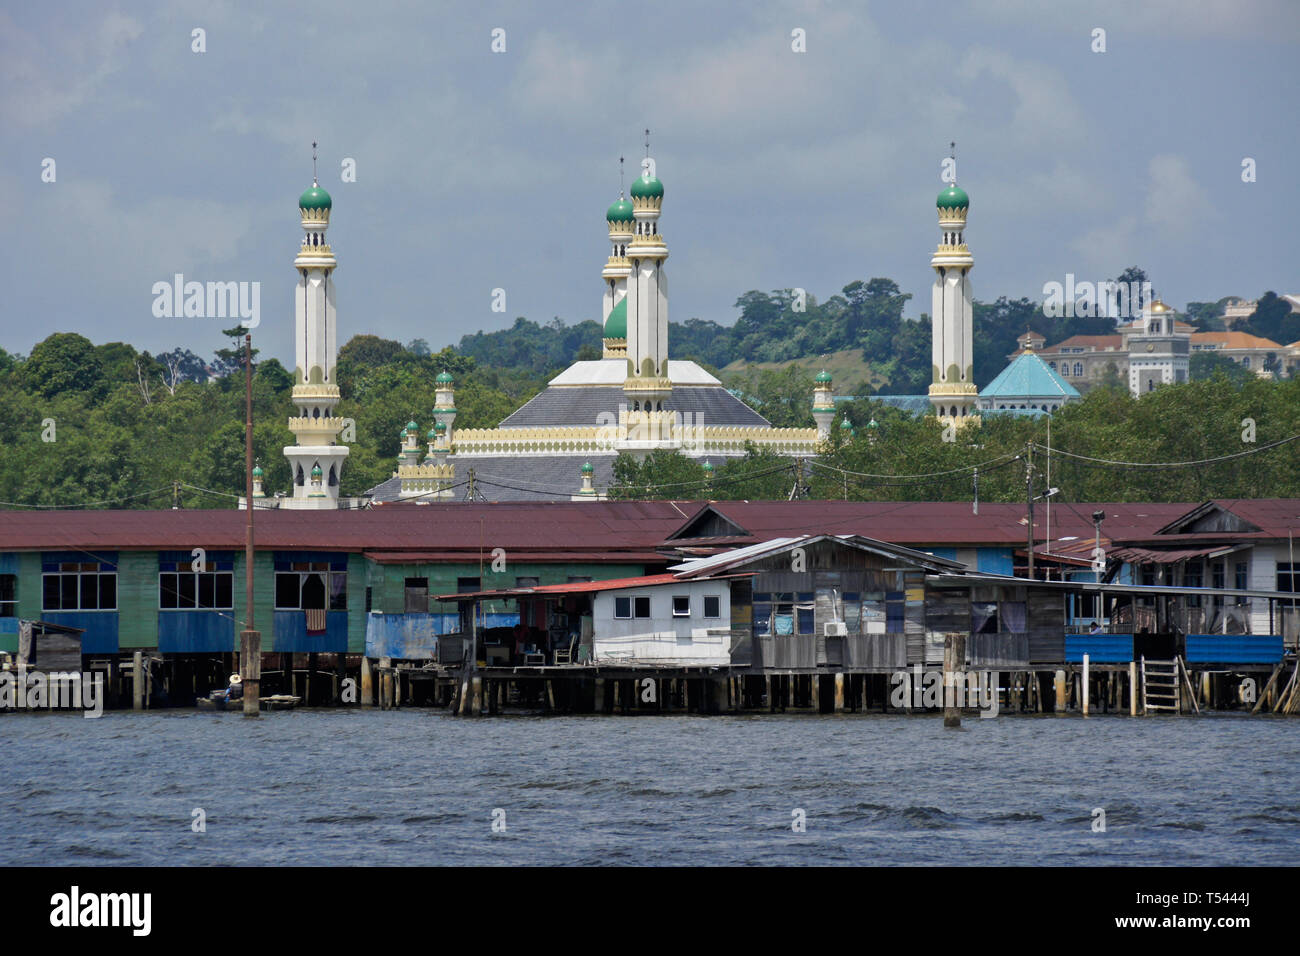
[256,146,1079,508]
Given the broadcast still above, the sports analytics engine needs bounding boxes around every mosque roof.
[980,350,1080,399]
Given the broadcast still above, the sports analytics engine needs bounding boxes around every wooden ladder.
[1140,656,1180,714]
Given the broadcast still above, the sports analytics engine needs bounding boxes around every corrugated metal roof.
[0,501,701,553]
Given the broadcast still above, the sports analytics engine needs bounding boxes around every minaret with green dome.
[929,156,978,427]
[621,131,672,448]
[603,160,634,359]
[283,142,350,508]
[812,369,836,442]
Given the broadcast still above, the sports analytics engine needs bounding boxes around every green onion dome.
[581,462,594,474]
[436,370,454,384]
[815,370,832,384]
[630,174,663,199]
[405,420,418,432]
[310,464,323,477]
[606,198,634,222]
[299,185,332,210]
[435,422,446,433]
[937,184,969,209]
[605,297,627,339]
[702,461,714,472]
[252,465,263,477]
[426,427,437,440]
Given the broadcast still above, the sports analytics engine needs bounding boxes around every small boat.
[196,691,245,712]
[258,695,302,711]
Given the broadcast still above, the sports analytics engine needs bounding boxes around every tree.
[1243,291,1300,346]
[23,333,104,399]
[407,338,431,356]
[1189,351,1253,384]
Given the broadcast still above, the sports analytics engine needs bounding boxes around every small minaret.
[283,143,350,508]
[928,155,977,426]
[812,369,835,442]
[573,461,598,500]
[251,464,265,499]
[603,160,633,360]
[398,421,421,466]
[622,131,670,440]
[433,371,457,446]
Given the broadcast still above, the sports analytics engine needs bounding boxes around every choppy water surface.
[2,710,1297,865]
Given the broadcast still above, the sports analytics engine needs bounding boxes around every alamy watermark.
[0,667,104,718]
[1041,276,1153,320]
[889,665,998,718]
[152,274,260,327]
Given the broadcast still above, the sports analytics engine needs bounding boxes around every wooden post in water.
[942,632,964,728]
[361,657,374,706]
[834,673,845,713]
[1082,654,1090,716]
[1054,669,1067,713]
[132,651,144,711]
[1128,661,1138,716]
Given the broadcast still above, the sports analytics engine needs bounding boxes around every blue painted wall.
[1065,633,1134,663]
[273,609,348,652]
[365,612,438,659]
[158,611,236,653]
[41,611,118,654]
[1185,634,1283,665]
[977,548,1015,575]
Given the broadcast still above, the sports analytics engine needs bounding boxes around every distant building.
[977,346,1079,414]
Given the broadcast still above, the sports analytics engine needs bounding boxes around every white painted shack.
[590,578,732,665]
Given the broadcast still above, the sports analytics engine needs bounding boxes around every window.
[633,596,651,618]
[275,563,347,610]
[0,574,15,617]
[515,576,539,588]
[672,595,691,617]
[1212,563,1225,590]
[1060,364,1068,376]
[404,577,428,613]
[614,597,632,619]
[456,577,480,593]
[797,592,815,634]
[971,601,999,634]
[1278,563,1298,596]
[703,595,721,618]
[1074,362,1083,377]
[1235,562,1248,591]
[365,587,373,613]
[159,570,234,609]
[43,563,116,611]
[1185,560,1203,607]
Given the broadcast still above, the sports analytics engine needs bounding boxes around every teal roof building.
[979,348,1080,414]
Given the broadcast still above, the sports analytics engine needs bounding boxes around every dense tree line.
[0,274,1292,508]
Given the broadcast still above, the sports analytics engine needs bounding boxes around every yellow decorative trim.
[300,242,332,254]
[632,196,662,213]
[291,383,341,400]
[927,383,979,396]
[607,221,635,236]
[937,206,968,223]
[605,256,630,268]
[300,208,330,224]
[934,243,969,254]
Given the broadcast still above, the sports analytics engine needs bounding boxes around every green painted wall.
[371,560,647,616]
[117,551,158,649]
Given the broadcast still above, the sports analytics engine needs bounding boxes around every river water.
[2,710,1297,866]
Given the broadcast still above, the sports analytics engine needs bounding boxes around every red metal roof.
[0,501,701,553]
[665,501,1203,547]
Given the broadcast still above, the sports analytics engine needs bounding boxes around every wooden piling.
[1129,661,1138,716]
[361,657,374,706]
[132,651,144,711]
[1082,655,1090,717]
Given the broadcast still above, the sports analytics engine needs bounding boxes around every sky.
[2,0,1297,368]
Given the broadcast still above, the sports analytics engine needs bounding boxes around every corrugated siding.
[158,611,235,653]
[364,612,438,659]
[117,551,157,649]
[1185,634,1283,664]
[1065,634,1134,663]
[1028,629,1065,663]
[968,632,1029,667]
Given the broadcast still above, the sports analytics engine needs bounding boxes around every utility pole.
[241,332,261,717]
[1025,445,1035,579]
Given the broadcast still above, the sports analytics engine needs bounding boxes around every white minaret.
[283,146,349,508]
[602,160,633,359]
[928,175,977,425]
[622,134,670,418]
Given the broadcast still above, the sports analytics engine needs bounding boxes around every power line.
[0,485,177,509]
[1036,433,1300,470]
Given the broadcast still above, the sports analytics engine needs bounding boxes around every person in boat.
[225,673,243,701]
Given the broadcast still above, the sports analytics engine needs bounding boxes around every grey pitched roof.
[365,454,733,503]
[499,385,772,428]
